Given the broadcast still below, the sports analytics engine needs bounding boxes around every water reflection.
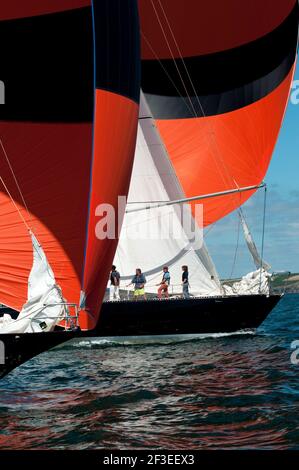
[0,295,298,449]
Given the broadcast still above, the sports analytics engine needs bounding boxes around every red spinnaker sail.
[139,0,298,226]
[0,0,140,329]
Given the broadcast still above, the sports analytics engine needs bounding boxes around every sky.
[206,64,299,279]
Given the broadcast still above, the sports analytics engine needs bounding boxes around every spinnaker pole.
[126,183,266,214]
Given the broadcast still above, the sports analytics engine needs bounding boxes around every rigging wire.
[141,32,194,117]
[230,214,241,280]
[148,0,199,119]
[146,3,267,283]
[0,137,73,291]
[145,2,258,259]
[153,0,238,191]
[0,137,32,232]
[0,138,32,223]
[0,175,30,232]
[259,186,267,292]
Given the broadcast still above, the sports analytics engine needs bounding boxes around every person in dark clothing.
[110,265,121,301]
[182,265,190,299]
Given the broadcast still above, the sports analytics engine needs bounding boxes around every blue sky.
[206,65,299,278]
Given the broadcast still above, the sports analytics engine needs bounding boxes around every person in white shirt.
[109,265,121,301]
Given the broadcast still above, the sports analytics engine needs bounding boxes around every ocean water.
[0,294,298,450]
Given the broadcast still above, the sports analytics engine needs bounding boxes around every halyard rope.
[0,137,32,231]
[152,0,237,191]
[0,174,30,231]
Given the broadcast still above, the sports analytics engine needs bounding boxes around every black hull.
[94,294,282,337]
[0,294,281,378]
[0,330,78,379]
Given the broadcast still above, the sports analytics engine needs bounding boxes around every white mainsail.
[113,93,222,296]
[0,233,66,333]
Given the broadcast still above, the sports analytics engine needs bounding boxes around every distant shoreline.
[222,272,299,294]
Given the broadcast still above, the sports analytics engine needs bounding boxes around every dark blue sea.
[0,294,298,450]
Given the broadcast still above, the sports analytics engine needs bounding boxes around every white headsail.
[0,233,66,333]
[113,93,222,296]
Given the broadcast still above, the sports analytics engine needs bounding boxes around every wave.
[61,329,257,349]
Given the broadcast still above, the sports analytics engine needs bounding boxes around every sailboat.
[0,0,141,377]
[95,94,280,337]
[94,0,299,337]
